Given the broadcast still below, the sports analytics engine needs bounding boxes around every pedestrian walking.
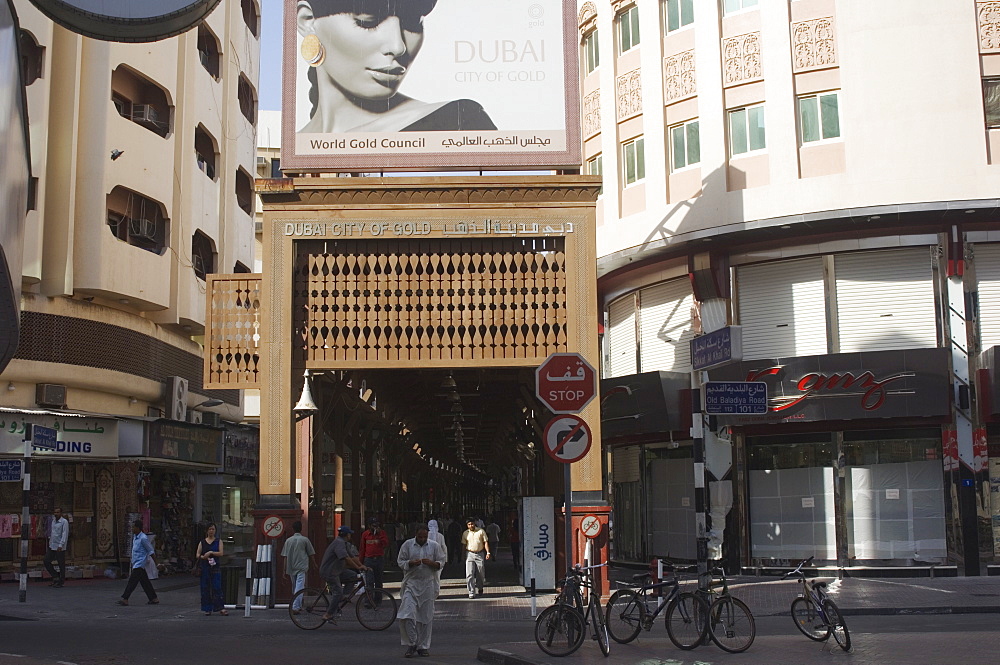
[461,518,490,598]
[116,520,159,606]
[485,516,501,552]
[397,527,446,658]
[281,521,317,614]
[359,517,389,589]
[195,523,228,616]
[445,517,463,564]
[43,506,69,588]
[426,519,448,585]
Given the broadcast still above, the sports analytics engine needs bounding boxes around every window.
[19,30,44,86]
[670,120,700,170]
[984,79,1000,128]
[729,105,766,155]
[587,154,603,194]
[583,31,599,74]
[665,0,694,32]
[197,23,221,79]
[799,92,840,143]
[618,5,640,54]
[106,186,168,255]
[191,231,215,280]
[241,0,259,38]
[623,137,645,185]
[723,0,758,14]
[235,168,254,216]
[111,66,170,138]
[238,75,257,126]
[195,126,217,179]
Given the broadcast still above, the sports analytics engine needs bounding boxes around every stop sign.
[535,353,597,414]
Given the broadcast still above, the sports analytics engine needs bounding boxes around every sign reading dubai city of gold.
[282,219,578,238]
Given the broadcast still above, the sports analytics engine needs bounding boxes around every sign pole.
[563,464,573,574]
[691,373,709,591]
[20,426,33,603]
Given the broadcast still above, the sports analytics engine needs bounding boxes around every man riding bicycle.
[319,525,369,623]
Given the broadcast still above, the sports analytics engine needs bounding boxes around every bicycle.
[289,572,397,631]
[604,563,710,650]
[697,567,756,654]
[782,556,851,652]
[534,563,611,657]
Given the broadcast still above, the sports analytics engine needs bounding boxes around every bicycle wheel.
[289,587,330,630]
[707,596,755,654]
[791,597,829,641]
[534,604,586,657]
[590,603,610,657]
[665,591,710,650]
[822,599,851,652]
[604,589,643,644]
[355,588,397,631]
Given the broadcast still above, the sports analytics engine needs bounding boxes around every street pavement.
[0,551,998,665]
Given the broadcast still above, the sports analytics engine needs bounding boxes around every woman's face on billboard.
[315,7,427,101]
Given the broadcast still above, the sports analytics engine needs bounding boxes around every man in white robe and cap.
[397,526,446,658]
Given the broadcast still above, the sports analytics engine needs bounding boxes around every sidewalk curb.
[478,645,544,665]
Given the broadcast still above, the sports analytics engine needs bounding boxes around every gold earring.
[300,34,325,67]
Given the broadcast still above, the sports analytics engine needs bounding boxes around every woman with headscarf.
[296,0,496,133]
[426,519,448,584]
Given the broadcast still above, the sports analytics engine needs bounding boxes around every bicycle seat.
[813,581,828,589]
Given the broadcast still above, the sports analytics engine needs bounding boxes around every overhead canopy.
[600,371,690,443]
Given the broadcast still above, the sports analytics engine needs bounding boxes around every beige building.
[583,0,1000,574]
[0,1,260,572]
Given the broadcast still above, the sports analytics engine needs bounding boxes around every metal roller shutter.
[835,248,937,353]
[974,243,1000,348]
[607,294,637,378]
[737,257,827,360]
[639,278,695,372]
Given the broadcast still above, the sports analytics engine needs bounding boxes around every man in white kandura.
[397,526,446,658]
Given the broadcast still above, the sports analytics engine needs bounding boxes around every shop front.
[197,424,258,558]
[711,348,954,569]
[0,409,121,576]
[120,419,223,573]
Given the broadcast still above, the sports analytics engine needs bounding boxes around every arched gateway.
[202,176,604,587]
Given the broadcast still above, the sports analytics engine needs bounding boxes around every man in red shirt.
[358,517,390,589]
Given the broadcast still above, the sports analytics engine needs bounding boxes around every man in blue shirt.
[116,520,159,606]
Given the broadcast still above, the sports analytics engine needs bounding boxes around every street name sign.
[691,326,742,370]
[0,460,22,482]
[705,381,768,415]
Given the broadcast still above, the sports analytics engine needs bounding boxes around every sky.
[259,1,283,112]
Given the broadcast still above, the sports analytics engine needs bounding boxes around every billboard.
[281,0,581,171]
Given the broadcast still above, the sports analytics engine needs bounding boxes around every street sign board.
[691,326,742,370]
[29,425,57,451]
[0,460,22,482]
[535,353,597,414]
[705,381,768,415]
[580,514,602,539]
[542,415,592,464]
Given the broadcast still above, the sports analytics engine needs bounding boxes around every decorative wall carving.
[722,32,762,85]
[611,0,635,15]
[616,69,642,119]
[583,89,601,138]
[791,17,837,71]
[664,50,696,102]
[978,2,1000,51]
[578,1,597,35]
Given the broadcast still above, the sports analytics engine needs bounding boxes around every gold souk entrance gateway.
[202,175,604,581]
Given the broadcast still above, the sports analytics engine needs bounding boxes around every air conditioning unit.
[128,218,156,241]
[192,254,206,276]
[131,104,160,126]
[254,220,263,233]
[36,383,67,408]
[166,376,188,421]
[201,412,222,428]
[187,410,203,425]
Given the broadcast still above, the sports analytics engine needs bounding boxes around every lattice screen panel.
[293,238,568,363]
[205,275,262,388]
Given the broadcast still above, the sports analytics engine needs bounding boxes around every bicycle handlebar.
[781,555,815,579]
[569,562,608,574]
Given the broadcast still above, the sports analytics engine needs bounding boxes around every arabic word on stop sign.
[535,353,597,414]
[543,415,592,464]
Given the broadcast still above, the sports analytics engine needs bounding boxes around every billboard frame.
[280,0,581,172]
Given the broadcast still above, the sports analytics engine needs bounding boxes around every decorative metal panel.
[292,238,568,363]
[791,17,837,71]
[204,275,262,388]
